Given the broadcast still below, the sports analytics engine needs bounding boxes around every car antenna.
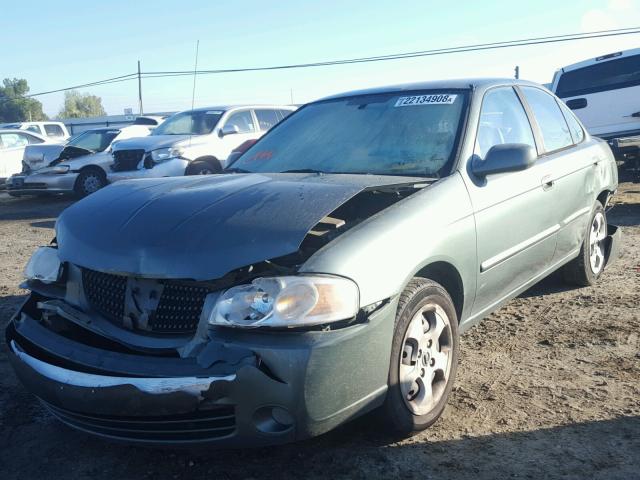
[189,39,200,147]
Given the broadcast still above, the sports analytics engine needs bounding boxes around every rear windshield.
[556,54,640,98]
[230,91,467,178]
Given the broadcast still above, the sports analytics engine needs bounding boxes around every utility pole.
[514,65,520,79]
[138,60,143,115]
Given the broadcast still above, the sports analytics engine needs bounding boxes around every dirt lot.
[0,178,638,480]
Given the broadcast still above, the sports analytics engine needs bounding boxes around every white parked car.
[6,125,153,197]
[551,48,640,167]
[0,129,49,182]
[0,121,70,141]
[108,105,295,180]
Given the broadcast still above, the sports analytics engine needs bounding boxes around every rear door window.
[254,109,280,131]
[475,87,536,160]
[44,124,65,137]
[556,54,640,98]
[520,87,573,152]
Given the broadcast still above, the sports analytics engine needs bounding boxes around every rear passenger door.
[519,86,595,263]
[463,86,558,318]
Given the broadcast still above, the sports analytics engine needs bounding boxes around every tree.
[58,90,106,119]
[0,78,48,122]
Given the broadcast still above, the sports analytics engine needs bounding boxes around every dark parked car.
[7,79,620,447]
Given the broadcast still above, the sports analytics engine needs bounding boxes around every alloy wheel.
[399,303,453,415]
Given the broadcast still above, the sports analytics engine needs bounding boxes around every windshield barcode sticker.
[395,94,457,107]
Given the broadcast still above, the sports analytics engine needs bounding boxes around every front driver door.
[463,86,559,319]
[216,109,259,162]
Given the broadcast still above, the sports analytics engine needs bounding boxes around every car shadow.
[1,394,637,480]
[609,202,640,227]
[0,193,74,222]
[518,270,572,298]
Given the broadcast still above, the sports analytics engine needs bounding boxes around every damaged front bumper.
[107,158,189,183]
[6,172,79,195]
[6,293,395,446]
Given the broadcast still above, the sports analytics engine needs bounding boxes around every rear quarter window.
[557,100,585,144]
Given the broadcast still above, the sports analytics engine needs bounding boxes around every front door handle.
[541,175,554,190]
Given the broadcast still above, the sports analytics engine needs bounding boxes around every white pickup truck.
[551,48,640,169]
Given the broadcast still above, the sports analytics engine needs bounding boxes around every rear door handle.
[541,175,554,190]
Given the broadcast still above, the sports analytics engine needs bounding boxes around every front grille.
[45,403,236,443]
[81,268,212,334]
[112,149,145,171]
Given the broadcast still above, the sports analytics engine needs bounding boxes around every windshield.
[229,91,467,177]
[68,129,120,152]
[153,110,222,135]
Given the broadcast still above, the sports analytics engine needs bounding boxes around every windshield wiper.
[279,168,327,174]
[224,167,253,173]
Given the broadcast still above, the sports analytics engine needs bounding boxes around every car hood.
[111,134,199,152]
[56,173,424,280]
[23,144,67,170]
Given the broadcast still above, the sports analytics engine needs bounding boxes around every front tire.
[382,278,459,434]
[74,168,107,197]
[186,160,221,175]
[562,201,607,286]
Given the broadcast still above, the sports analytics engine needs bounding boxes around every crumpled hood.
[56,173,422,280]
[23,144,67,170]
[112,134,197,152]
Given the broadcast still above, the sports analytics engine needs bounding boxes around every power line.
[140,27,640,78]
[2,26,640,107]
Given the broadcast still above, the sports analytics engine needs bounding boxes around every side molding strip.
[481,224,560,272]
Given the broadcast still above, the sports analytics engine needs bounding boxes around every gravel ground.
[0,178,638,480]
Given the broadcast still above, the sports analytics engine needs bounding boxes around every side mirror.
[472,144,537,177]
[220,124,240,137]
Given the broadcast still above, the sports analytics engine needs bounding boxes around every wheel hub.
[399,304,453,415]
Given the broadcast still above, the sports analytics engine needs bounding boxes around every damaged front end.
[7,173,423,445]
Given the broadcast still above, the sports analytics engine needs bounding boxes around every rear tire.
[562,201,607,286]
[74,168,107,197]
[382,278,459,434]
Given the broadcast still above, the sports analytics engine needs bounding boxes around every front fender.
[300,173,477,322]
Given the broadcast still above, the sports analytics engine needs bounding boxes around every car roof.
[187,104,296,113]
[558,47,640,73]
[315,78,543,102]
[0,128,47,138]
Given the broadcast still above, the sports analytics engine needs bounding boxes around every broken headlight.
[38,165,70,174]
[150,147,184,163]
[24,246,63,284]
[208,276,359,328]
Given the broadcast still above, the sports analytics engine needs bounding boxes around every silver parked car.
[7,79,620,447]
[108,105,295,181]
[6,125,153,197]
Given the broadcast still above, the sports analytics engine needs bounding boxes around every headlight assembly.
[24,246,63,284]
[150,147,184,163]
[207,276,359,328]
[39,165,70,174]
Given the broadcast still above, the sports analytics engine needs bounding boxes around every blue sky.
[3,0,639,116]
